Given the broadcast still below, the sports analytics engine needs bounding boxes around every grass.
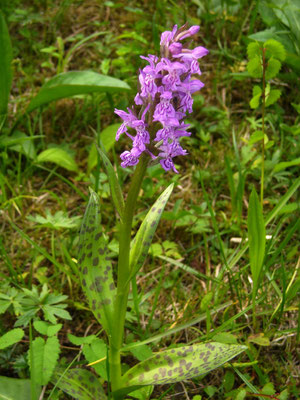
[0,0,299,399]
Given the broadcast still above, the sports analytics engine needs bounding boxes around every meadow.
[0,1,299,399]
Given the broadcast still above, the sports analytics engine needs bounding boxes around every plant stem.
[260,47,266,207]
[109,154,148,396]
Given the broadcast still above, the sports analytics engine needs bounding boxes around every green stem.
[260,47,266,207]
[109,154,149,396]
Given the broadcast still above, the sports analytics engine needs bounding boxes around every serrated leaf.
[0,328,24,350]
[29,336,60,386]
[0,12,13,116]
[249,85,262,109]
[27,71,130,113]
[33,321,62,336]
[249,130,264,144]
[264,39,286,61]
[265,58,281,80]
[97,146,124,218]
[247,42,261,59]
[278,388,289,400]
[82,338,107,380]
[265,89,281,107]
[247,56,262,78]
[67,333,97,346]
[78,190,116,335]
[130,344,153,361]
[36,147,78,172]
[52,368,107,400]
[121,342,246,387]
[129,184,174,280]
[262,382,275,395]
[247,189,265,296]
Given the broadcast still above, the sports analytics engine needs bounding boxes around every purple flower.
[115,24,208,172]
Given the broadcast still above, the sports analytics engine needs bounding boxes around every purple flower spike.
[115,23,208,173]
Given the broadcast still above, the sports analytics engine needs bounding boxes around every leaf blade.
[247,189,266,295]
[78,190,116,335]
[121,342,246,386]
[27,71,131,113]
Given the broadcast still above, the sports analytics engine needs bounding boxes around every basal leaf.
[0,12,13,116]
[265,89,281,107]
[97,146,124,218]
[0,328,24,350]
[264,39,286,61]
[36,147,78,172]
[129,184,174,279]
[78,189,116,334]
[247,42,261,60]
[247,56,262,78]
[121,342,246,387]
[265,58,281,80]
[29,336,60,386]
[53,368,107,400]
[27,71,130,113]
[247,189,265,295]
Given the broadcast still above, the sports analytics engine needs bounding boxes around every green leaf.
[29,336,60,386]
[53,368,107,400]
[247,56,262,78]
[249,130,268,145]
[33,321,62,336]
[262,382,275,395]
[0,376,35,400]
[265,89,281,107]
[247,42,261,59]
[265,58,281,80]
[264,39,286,61]
[248,333,270,347]
[82,338,107,380]
[121,342,246,387]
[247,189,265,295]
[67,333,98,346]
[129,184,174,280]
[278,389,289,400]
[249,85,262,109]
[27,71,130,113]
[78,189,116,335]
[97,146,124,218]
[274,157,300,172]
[0,328,24,350]
[0,12,13,116]
[100,123,121,152]
[36,147,78,172]
[130,344,153,361]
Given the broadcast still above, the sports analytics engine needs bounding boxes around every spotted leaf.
[78,189,116,335]
[129,183,174,280]
[53,368,107,400]
[121,342,247,387]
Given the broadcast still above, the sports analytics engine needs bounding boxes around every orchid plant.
[56,24,247,400]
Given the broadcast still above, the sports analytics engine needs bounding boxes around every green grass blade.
[0,12,12,116]
[247,188,266,296]
[78,189,116,335]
